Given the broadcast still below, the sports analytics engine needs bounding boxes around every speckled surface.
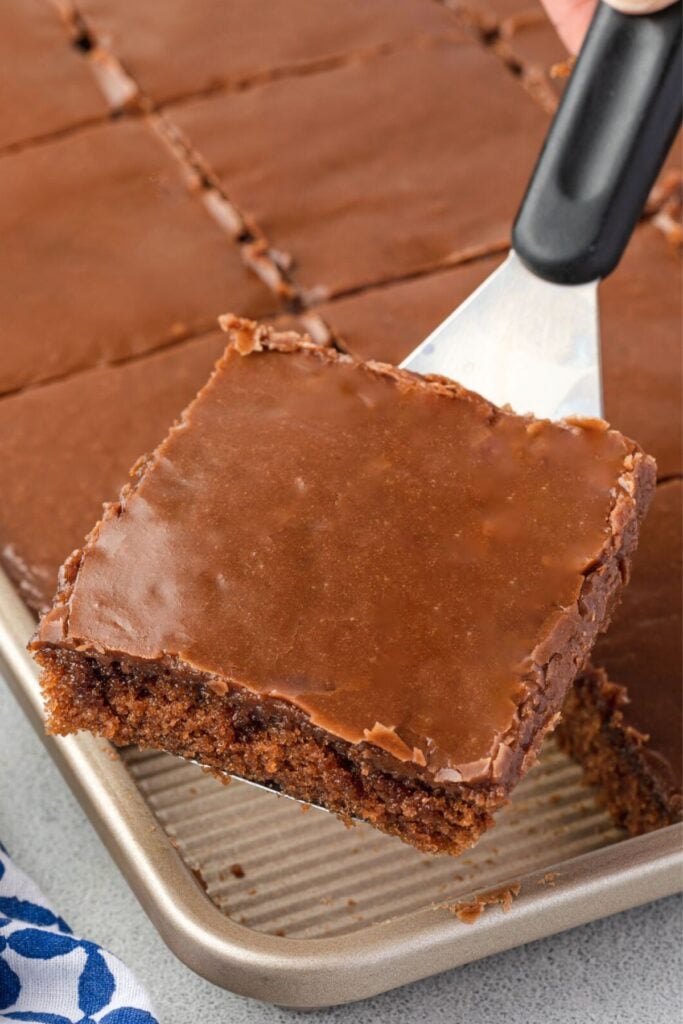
[1,673,681,1024]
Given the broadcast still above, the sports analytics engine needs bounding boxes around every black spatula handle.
[512,1,682,285]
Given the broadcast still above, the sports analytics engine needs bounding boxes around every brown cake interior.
[42,646,503,855]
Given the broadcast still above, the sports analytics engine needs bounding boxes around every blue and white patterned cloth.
[0,843,158,1023]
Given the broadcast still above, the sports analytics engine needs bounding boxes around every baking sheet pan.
[1,567,681,1008]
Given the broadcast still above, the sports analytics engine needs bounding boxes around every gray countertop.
[1,677,680,1024]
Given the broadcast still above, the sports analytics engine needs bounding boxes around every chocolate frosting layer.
[322,224,682,477]
[172,39,547,296]
[600,225,682,478]
[37,322,653,781]
[0,117,274,395]
[0,0,108,152]
[592,480,682,792]
[75,0,463,104]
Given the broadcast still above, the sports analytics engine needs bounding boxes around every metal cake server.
[402,1,682,421]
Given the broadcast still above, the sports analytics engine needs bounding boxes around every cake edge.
[557,665,683,836]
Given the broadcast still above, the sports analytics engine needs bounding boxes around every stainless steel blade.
[401,251,603,420]
[186,757,365,820]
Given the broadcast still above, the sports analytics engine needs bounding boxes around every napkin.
[0,842,157,1022]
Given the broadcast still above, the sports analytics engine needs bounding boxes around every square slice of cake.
[69,0,463,105]
[171,41,548,297]
[31,319,655,855]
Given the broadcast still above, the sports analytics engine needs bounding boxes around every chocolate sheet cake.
[0,316,309,614]
[446,0,532,36]
[0,0,107,152]
[558,480,682,834]
[66,0,462,104]
[32,320,655,855]
[0,0,678,855]
[0,117,274,395]
[0,332,226,612]
[171,40,547,296]
[599,224,682,479]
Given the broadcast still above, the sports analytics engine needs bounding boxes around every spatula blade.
[400,252,602,421]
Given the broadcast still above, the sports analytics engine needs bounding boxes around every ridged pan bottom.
[122,738,623,940]
[122,738,624,940]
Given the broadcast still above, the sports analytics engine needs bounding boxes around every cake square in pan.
[33,319,655,855]
[0,0,108,152]
[171,40,548,297]
[446,0,538,35]
[68,0,464,104]
[598,223,682,479]
[0,117,275,395]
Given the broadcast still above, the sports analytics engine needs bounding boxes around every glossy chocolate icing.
[0,333,226,611]
[0,117,274,395]
[0,0,107,152]
[171,40,547,297]
[600,225,682,479]
[37,321,654,782]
